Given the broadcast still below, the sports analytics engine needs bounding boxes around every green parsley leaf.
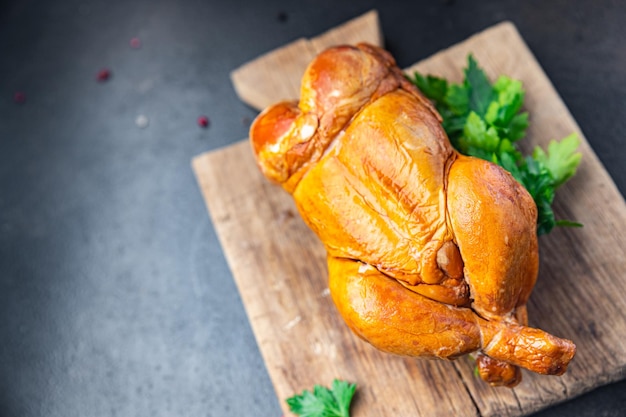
[408,55,582,235]
[411,73,448,103]
[444,83,470,116]
[460,111,500,156]
[485,76,527,141]
[464,54,496,116]
[286,379,357,417]
[516,156,559,235]
[506,112,529,142]
[532,133,582,188]
[555,219,584,228]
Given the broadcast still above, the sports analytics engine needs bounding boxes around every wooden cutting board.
[193,11,626,417]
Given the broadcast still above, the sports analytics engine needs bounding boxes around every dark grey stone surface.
[1,0,624,416]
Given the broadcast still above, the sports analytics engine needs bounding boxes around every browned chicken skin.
[249,43,576,387]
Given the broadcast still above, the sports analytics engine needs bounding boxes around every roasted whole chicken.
[249,43,576,387]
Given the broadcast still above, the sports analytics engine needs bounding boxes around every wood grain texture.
[193,17,626,417]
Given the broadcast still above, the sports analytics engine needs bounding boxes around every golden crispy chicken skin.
[249,43,575,387]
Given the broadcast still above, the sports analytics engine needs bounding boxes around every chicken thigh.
[249,43,575,386]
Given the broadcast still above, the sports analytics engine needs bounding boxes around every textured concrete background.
[1,0,625,416]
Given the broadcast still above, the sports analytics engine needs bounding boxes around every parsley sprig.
[286,379,357,417]
[409,55,582,235]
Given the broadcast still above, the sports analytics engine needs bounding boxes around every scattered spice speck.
[130,37,141,49]
[13,92,26,104]
[197,116,210,128]
[135,114,149,128]
[277,11,288,22]
[96,68,112,82]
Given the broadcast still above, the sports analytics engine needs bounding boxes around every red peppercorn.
[96,68,111,82]
[13,91,26,104]
[130,37,141,49]
[197,116,210,128]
